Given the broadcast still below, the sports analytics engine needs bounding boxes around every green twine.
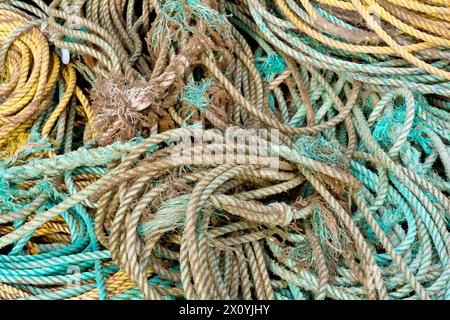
[0,170,16,212]
[294,135,345,166]
[255,53,287,82]
[161,0,227,32]
[63,26,88,44]
[181,78,213,111]
[372,99,432,155]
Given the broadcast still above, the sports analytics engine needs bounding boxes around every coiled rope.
[0,0,448,300]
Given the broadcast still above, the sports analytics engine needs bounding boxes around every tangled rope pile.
[0,0,448,300]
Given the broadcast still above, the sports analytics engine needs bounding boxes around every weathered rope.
[0,0,448,301]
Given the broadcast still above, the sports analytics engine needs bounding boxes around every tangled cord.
[0,0,448,300]
[243,0,450,95]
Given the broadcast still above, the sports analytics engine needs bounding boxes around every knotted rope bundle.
[0,0,448,301]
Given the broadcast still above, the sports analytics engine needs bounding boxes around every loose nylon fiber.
[0,0,448,300]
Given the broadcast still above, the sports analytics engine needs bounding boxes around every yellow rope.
[0,9,96,157]
[274,0,450,80]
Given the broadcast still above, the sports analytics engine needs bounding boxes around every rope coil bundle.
[0,8,97,158]
[0,0,448,300]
